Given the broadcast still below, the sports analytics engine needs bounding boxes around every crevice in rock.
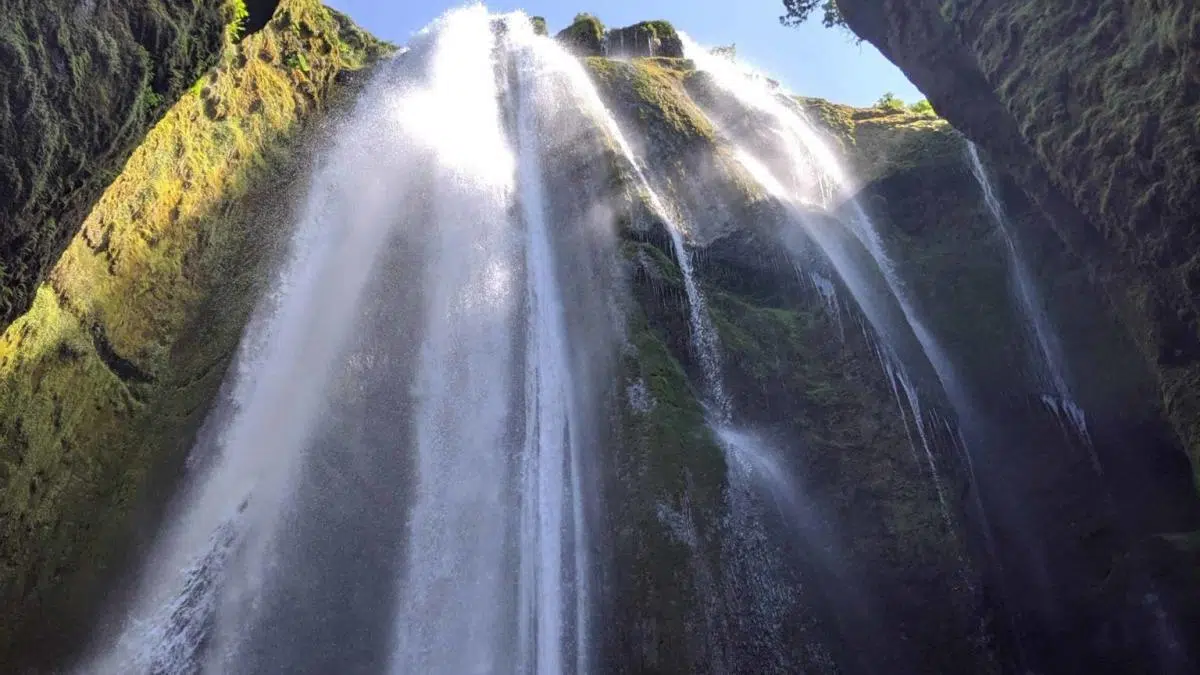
[88,324,154,385]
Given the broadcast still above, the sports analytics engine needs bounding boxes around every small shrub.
[227,0,250,42]
[909,98,935,115]
[141,87,165,114]
[285,52,310,73]
[875,91,906,112]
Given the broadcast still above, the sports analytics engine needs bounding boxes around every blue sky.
[324,0,923,107]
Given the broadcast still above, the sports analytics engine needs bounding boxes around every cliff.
[835,0,1200,485]
[3,6,1197,672]
[0,1,276,329]
[0,0,386,667]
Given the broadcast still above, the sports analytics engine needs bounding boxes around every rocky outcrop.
[789,87,1200,671]
[555,13,606,56]
[0,0,261,330]
[556,16,684,58]
[0,1,386,668]
[835,0,1200,483]
[607,21,684,58]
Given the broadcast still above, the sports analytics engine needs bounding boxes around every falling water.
[682,45,964,530]
[556,61,732,421]
[966,142,1095,460]
[386,10,525,675]
[79,9,625,674]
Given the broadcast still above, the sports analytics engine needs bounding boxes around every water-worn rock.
[555,16,684,59]
[555,13,606,56]
[607,21,684,59]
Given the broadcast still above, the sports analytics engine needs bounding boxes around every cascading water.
[681,38,967,528]
[965,142,1095,462]
[78,10,622,674]
[58,8,1200,675]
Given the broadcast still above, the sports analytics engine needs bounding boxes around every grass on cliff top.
[795,95,963,184]
[0,0,386,660]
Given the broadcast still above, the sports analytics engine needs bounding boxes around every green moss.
[555,13,606,56]
[610,256,728,672]
[0,1,386,665]
[585,57,714,144]
[608,20,684,58]
[0,0,236,330]
[795,94,961,184]
[530,15,548,36]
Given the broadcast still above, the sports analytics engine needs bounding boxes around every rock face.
[586,56,995,673]
[555,13,606,56]
[0,0,252,330]
[555,15,685,58]
[0,1,386,668]
[835,0,1200,482]
[607,21,684,58]
[3,5,1198,672]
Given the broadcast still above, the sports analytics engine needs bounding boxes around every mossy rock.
[0,1,387,667]
[555,13,605,56]
[0,0,259,332]
[607,20,684,58]
[793,95,960,185]
[530,15,548,36]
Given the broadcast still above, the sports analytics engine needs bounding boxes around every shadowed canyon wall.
[836,0,1200,482]
[1,5,1198,673]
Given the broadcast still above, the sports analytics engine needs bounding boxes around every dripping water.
[966,142,1096,465]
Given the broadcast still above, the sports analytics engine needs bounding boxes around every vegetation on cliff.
[555,13,606,56]
[824,0,1200,487]
[0,1,386,665]
[0,1,262,331]
[556,15,684,58]
[795,95,957,185]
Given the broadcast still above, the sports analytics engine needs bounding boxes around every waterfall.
[555,66,732,421]
[61,7,1196,675]
[681,39,967,530]
[965,143,1096,463]
[78,9,622,674]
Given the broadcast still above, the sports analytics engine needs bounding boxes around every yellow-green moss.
[0,1,386,665]
[555,13,606,56]
[586,57,715,144]
[796,95,961,184]
[0,1,253,329]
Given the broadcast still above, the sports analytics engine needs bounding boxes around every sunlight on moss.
[0,0,387,658]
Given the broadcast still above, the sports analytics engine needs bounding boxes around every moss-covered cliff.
[0,0,263,329]
[584,53,993,672]
[6,5,1196,670]
[794,68,1200,673]
[0,1,386,667]
[834,0,1200,485]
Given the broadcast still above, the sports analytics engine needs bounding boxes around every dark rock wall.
[836,0,1200,482]
[590,56,995,674]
